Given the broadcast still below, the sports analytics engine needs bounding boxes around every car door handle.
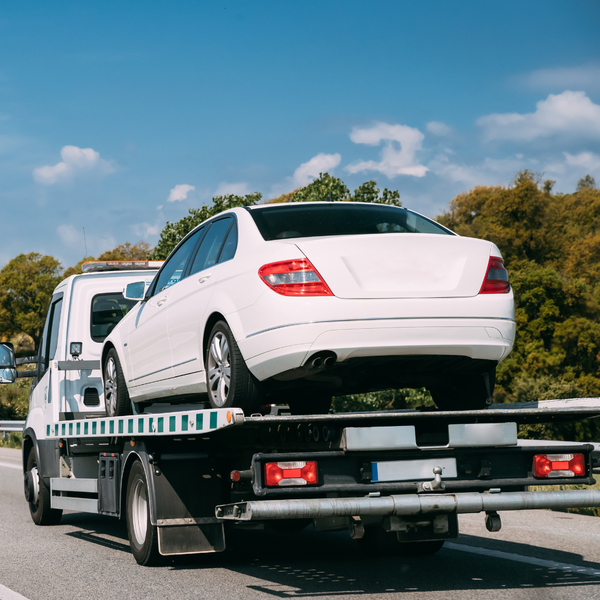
[199,273,212,284]
[157,297,168,307]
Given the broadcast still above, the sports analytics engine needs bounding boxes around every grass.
[0,432,22,449]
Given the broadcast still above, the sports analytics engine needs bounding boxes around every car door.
[168,216,237,382]
[127,230,203,388]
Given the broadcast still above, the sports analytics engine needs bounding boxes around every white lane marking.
[0,462,21,470]
[447,542,600,578]
[0,583,30,600]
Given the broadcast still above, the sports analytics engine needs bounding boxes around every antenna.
[83,227,88,257]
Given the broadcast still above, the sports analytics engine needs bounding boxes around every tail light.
[479,256,510,294]
[264,461,318,487]
[533,454,585,478]
[259,259,333,296]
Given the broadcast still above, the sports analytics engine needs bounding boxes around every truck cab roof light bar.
[81,261,164,273]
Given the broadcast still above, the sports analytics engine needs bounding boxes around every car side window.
[218,221,238,263]
[151,228,204,295]
[188,218,233,275]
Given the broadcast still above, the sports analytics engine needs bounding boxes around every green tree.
[97,241,151,261]
[293,173,350,203]
[150,192,262,260]
[0,253,62,349]
[577,174,596,192]
[352,180,402,206]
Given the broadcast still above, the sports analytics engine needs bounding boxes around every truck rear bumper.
[216,489,600,521]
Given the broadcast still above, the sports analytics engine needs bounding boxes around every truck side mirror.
[123,281,146,301]
[0,343,17,384]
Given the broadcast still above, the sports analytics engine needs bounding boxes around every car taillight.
[479,256,510,294]
[258,259,333,296]
[264,461,318,487]
[533,454,585,478]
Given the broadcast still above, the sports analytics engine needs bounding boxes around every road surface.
[1,447,600,599]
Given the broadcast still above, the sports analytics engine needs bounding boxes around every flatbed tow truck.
[2,262,600,565]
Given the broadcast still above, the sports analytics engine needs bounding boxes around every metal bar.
[57,360,101,371]
[50,496,99,513]
[51,478,98,493]
[0,421,25,432]
[216,489,600,521]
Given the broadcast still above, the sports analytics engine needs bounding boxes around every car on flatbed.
[102,201,515,417]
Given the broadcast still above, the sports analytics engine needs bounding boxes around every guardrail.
[0,420,25,442]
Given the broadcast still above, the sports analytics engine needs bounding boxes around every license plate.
[372,458,457,482]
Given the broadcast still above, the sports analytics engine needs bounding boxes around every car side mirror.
[123,281,146,301]
[0,343,17,384]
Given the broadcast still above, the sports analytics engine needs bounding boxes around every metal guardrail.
[0,420,25,442]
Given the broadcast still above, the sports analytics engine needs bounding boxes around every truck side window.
[39,297,63,374]
[151,227,205,295]
[91,293,140,343]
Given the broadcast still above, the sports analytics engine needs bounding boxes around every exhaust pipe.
[307,351,337,370]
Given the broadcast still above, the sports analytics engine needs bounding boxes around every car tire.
[25,447,62,526]
[206,320,263,415]
[430,369,495,411]
[104,348,132,417]
[288,392,332,415]
[357,525,445,556]
[126,461,160,566]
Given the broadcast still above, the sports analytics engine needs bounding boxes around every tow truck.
[1,261,600,565]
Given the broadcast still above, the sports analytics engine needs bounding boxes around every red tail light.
[264,461,318,487]
[479,256,510,294]
[533,453,585,478]
[259,259,333,296]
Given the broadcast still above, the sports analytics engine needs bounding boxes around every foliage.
[0,432,23,449]
[97,241,151,261]
[0,253,62,348]
[577,174,596,192]
[333,387,433,413]
[292,173,350,203]
[437,171,600,410]
[150,193,262,260]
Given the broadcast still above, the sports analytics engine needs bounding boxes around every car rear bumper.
[240,317,515,381]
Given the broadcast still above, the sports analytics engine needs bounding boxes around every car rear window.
[249,203,452,241]
[90,293,139,343]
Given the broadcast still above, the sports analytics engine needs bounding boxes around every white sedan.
[102,202,515,416]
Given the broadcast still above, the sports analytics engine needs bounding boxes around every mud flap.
[158,522,225,556]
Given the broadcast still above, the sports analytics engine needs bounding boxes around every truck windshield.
[249,203,453,241]
[91,293,139,343]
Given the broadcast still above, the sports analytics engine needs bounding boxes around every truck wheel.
[25,447,62,526]
[357,526,445,556]
[206,320,263,415]
[126,461,160,566]
[430,369,495,411]
[104,348,132,417]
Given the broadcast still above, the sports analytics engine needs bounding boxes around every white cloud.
[167,183,195,202]
[477,91,600,142]
[346,122,428,178]
[291,153,342,187]
[132,222,160,239]
[564,151,600,173]
[33,145,115,185]
[426,121,452,136]
[57,224,81,247]
[214,181,250,196]
[519,64,600,92]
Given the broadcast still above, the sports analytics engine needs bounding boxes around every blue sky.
[1,0,599,268]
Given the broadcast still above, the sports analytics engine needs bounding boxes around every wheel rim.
[131,478,148,546]
[207,331,231,407]
[30,466,40,507]
[104,357,117,416]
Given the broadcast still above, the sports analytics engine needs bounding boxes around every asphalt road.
[1,446,600,600]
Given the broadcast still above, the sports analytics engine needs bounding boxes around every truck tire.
[104,348,132,417]
[25,447,62,526]
[357,526,445,556]
[430,369,495,411]
[126,461,160,566]
[206,320,263,415]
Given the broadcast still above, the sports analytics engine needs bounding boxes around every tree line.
[1,171,599,440]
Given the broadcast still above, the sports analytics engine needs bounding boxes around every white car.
[102,202,515,416]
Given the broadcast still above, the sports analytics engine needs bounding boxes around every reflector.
[265,461,318,487]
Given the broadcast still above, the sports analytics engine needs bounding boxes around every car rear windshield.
[249,203,453,241]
